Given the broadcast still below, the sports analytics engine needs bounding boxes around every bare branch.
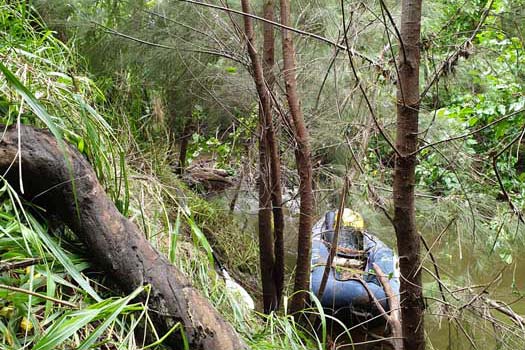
[0,283,78,308]
[340,0,400,157]
[373,263,403,350]
[92,20,248,65]
[178,0,377,65]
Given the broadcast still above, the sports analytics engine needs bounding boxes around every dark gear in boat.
[323,209,365,260]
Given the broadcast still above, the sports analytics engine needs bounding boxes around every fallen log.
[182,161,235,193]
[0,125,247,350]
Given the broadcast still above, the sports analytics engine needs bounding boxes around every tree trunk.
[262,0,285,310]
[256,111,277,313]
[393,0,425,349]
[241,0,278,313]
[176,122,191,175]
[0,125,247,350]
[279,0,314,314]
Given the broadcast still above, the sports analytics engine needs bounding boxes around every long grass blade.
[0,61,62,143]
[28,216,101,302]
[185,215,213,265]
[77,286,144,350]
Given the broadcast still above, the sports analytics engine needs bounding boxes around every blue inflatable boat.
[310,210,400,318]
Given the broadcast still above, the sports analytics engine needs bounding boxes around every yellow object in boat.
[335,208,364,230]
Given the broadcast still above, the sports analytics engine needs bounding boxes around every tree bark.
[0,125,247,350]
[176,122,191,175]
[393,0,425,349]
[241,0,278,313]
[279,0,314,314]
[262,0,285,310]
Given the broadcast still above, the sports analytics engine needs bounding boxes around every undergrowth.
[0,2,325,349]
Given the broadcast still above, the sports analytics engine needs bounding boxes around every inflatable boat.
[310,209,400,318]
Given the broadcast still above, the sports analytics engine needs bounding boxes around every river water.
[227,187,525,349]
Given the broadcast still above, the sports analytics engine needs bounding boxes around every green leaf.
[77,138,85,153]
[0,61,82,220]
[0,61,63,144]
[76,286,144,350]
[468,117,479,127]
[44,268,56,318]
[185,216,213,265]
[33,308,100,350]
[169,210,181,264]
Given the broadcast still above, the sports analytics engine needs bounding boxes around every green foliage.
[187,110,257,170]
[0,181,155,349]
[0,0,127,209]
[421,7,525,210]
[32,286,145,350]
[2,0,525,348]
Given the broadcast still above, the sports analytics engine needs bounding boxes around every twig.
[454,317,480,350]
[340,0,400,157]
[316,177,348,301]
[492,123,525,224]
[372,263,403,350]
[344,134,394,225]
[0,284,78,308]
[378,0,406,62]
[352,277,388,318]
[483,297,525,330]
[0,258,43,272]
[178,0,377,65]
[91,20,247,65]
[420,0,495,100]
[424,141,478,240]
[414,219,455,277]
[459,267,505,310]
[142,9,220,44]
[420,266,455,296]
[418,236,453,305]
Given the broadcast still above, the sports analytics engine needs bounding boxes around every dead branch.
[483,297,525,330]
[0,258,43,272]
[373,263,403,350]
[316,178,348,301]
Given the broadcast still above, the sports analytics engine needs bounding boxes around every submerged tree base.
[0,124,246,350]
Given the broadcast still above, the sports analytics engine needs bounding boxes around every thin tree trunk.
[229,162,244,212]
[176,122,191,175]
[257,112,277,313]
[393,0,424,349]
[262,0,285,309]
[241,0,278,313]
[279,0,314,314]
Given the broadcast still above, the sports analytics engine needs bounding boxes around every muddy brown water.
[228,189,525,349]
